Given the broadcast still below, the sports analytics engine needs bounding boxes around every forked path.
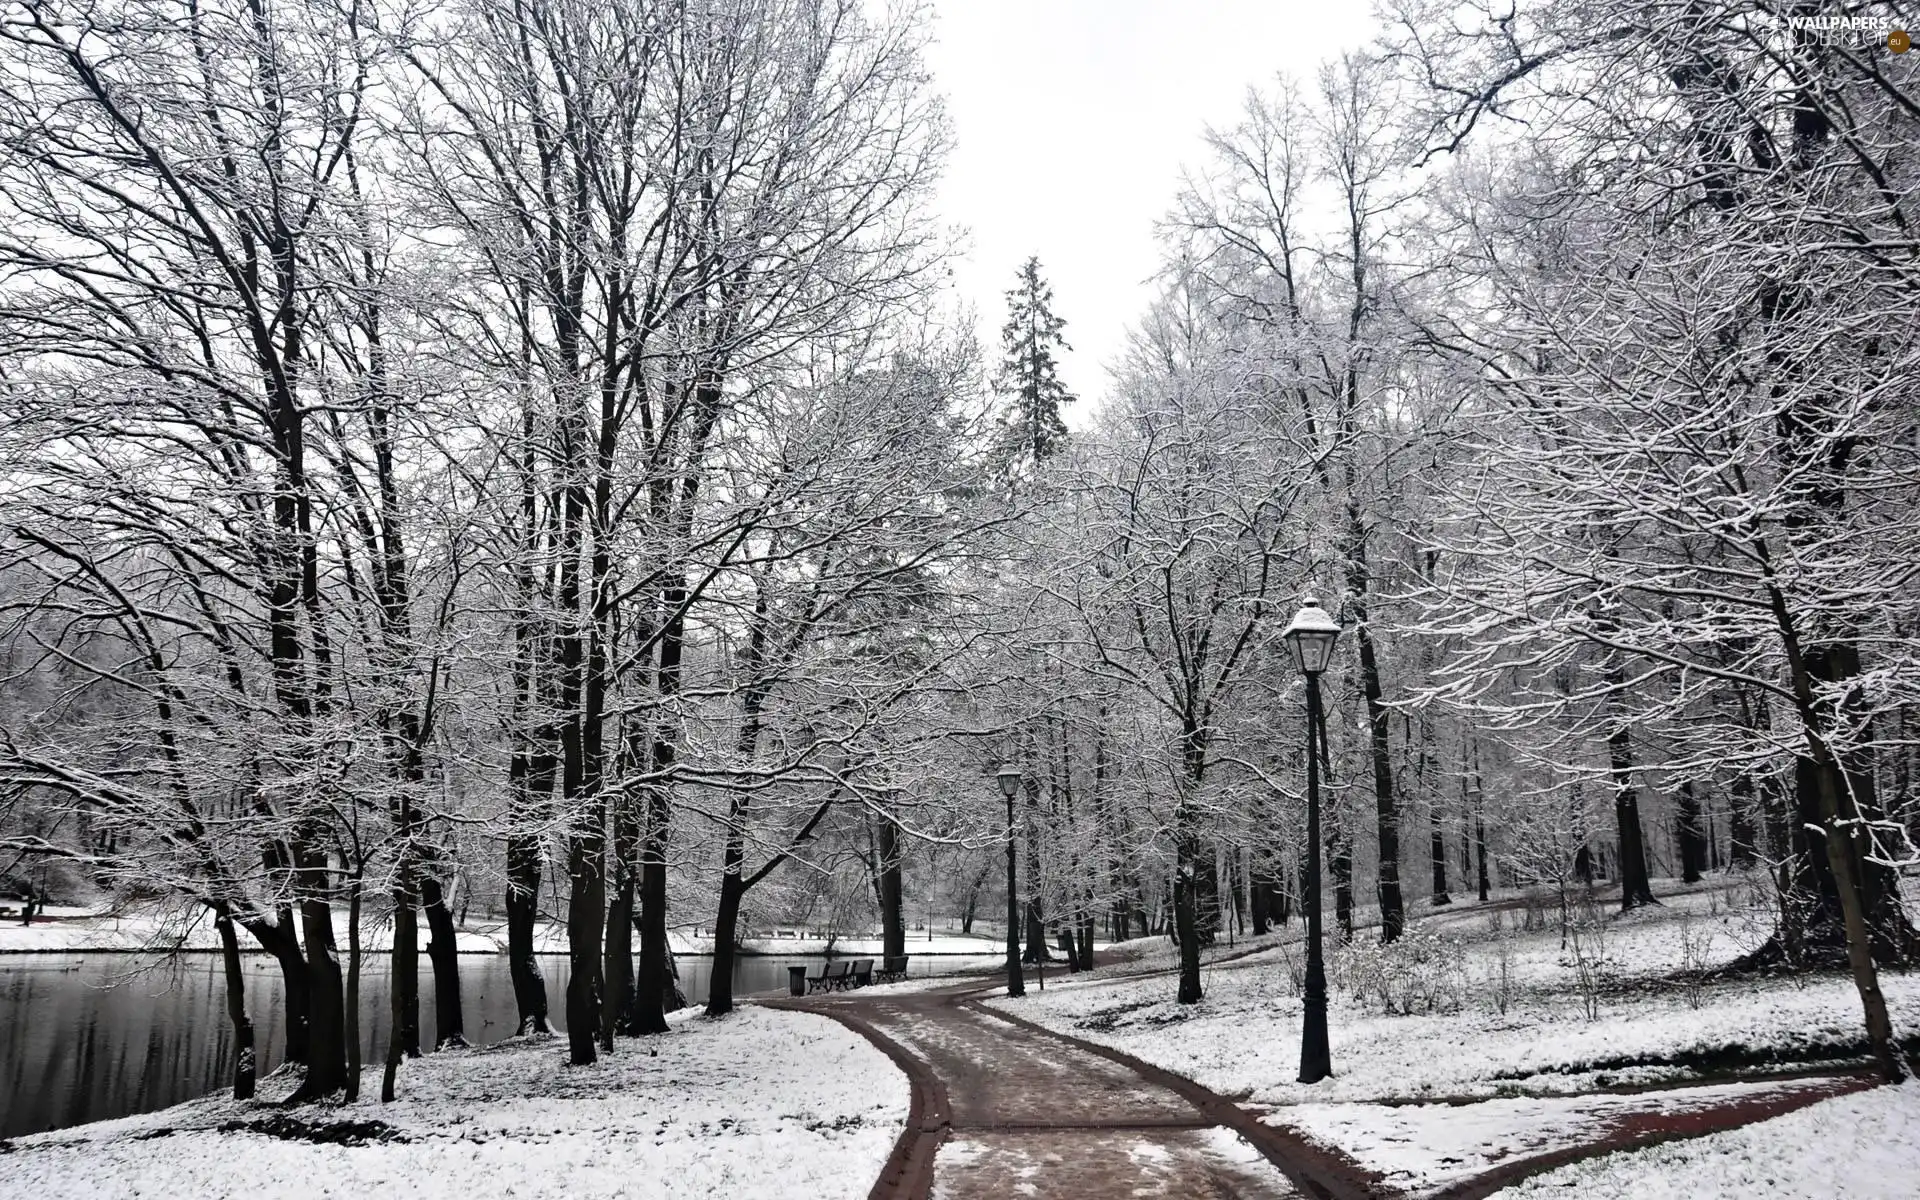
[768,977,1873,1200]
[772,983,1379,1200]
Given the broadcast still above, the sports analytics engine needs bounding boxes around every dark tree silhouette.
[996,257,1075,466]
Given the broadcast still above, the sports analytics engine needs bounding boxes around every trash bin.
[788,965,807,996]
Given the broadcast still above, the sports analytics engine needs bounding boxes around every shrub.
[1334,928,1467,1015]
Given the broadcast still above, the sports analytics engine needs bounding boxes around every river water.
[0,951,945,1139]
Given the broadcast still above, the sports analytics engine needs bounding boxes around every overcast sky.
[921,1,1378,418]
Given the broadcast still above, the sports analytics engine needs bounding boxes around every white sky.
[922,0,1378,418]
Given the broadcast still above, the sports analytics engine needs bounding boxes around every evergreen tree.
[995,256,1074,465]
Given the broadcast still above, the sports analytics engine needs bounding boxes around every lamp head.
[995,763,1022,797]
[1282,594,1342,675]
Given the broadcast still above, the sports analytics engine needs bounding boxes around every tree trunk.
[419,873,466,1048]
[1250,859,1271,935]
[1354,612,1404,943]
[1429,802,1451,905]
[504,829,550,1034]
[215,912,256,1101]
[1019,780,1051,963]
[1192,839,1222,947]
[604,778,639,1041]
[387,861,419,1060]
[654,936,688,1013]
[1228,845,1249,934]
[345,876,364,1102]
[602,867,635,1045]
[634,555,691,1037]
[1676,780,1708,884]
[1603,672,1658,910]
[877,812,905,962]
[1329,819,1354,940]
[382,855,417,1102]
[1728,771,1759,869]
[1173,824,1203,1003]
[563,803,607,1065]
[706,860,745,1017]
[243,912,309,1066]
[290,858,347,1101]
[960,861,987,934]
[1808,741,1908,1082]
[631,778,673,1035]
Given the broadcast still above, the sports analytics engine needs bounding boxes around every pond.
[0,951,958,1139]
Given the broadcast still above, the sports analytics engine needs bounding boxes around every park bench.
[875,955,909,984]
[804,961,840,993]
[849,959,874,988]
[809,960,856,993]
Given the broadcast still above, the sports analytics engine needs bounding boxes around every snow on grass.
[1276,1078,1853,1194]
[0,1005,905,1200]
[1490,1080,1920,1200]
[984,882,1917,1105]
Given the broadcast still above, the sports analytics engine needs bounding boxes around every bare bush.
[1336,929,1467,1015]
[1563,908,1612,1021]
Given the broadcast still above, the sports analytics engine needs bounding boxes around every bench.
[800,958,882,994]
[809,960,857,993]
[875,954,909,984]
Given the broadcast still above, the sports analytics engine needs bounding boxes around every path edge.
[760,997,950,1200]
[968,997,1393,1200]
[1426,1072,1882,1200]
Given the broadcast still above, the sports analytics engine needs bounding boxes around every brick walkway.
[769,970,1877,1200]
[777,983,1374,1199]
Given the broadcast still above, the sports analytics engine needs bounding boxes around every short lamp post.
[997,763,1026,998]
[1282,594,1341,1084]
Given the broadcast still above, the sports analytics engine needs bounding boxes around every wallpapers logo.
[1776,10,1904,49]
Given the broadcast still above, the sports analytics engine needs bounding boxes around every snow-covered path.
[780,916,1907,1199]
[777,982,1351,1199]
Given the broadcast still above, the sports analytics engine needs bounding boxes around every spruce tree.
[995,256,1074,466]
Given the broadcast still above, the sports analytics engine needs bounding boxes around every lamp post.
[997,763,1025,998]
[1282,595,1341,1084]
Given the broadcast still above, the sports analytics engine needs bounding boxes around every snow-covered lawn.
[970,877,1920,1193]
[1280,1077,1861,1194]
[1490,1080,1920,1200]
[0,1006,906,1200]
[984,881,1915,1106]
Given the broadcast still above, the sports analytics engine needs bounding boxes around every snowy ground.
[0,1006,906,1200]
[980,875,1920,1195]
[984,879,1910,1104]
[1281,1077,1862,1195]
[0,903,1017,960]
[1491,1080,1920,1200]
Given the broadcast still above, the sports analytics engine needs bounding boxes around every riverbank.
[0,904,1017,958]
[0,1005,906,1200]
[0,946,1006,1139]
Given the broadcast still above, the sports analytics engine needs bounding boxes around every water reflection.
[0,952,934,1138]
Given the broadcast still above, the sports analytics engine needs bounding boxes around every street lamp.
[1282,594,1341,1084]
[997,763,1025,998]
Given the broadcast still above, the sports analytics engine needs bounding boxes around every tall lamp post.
[1282,595,1341,1084]
[998,763,1026,998]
